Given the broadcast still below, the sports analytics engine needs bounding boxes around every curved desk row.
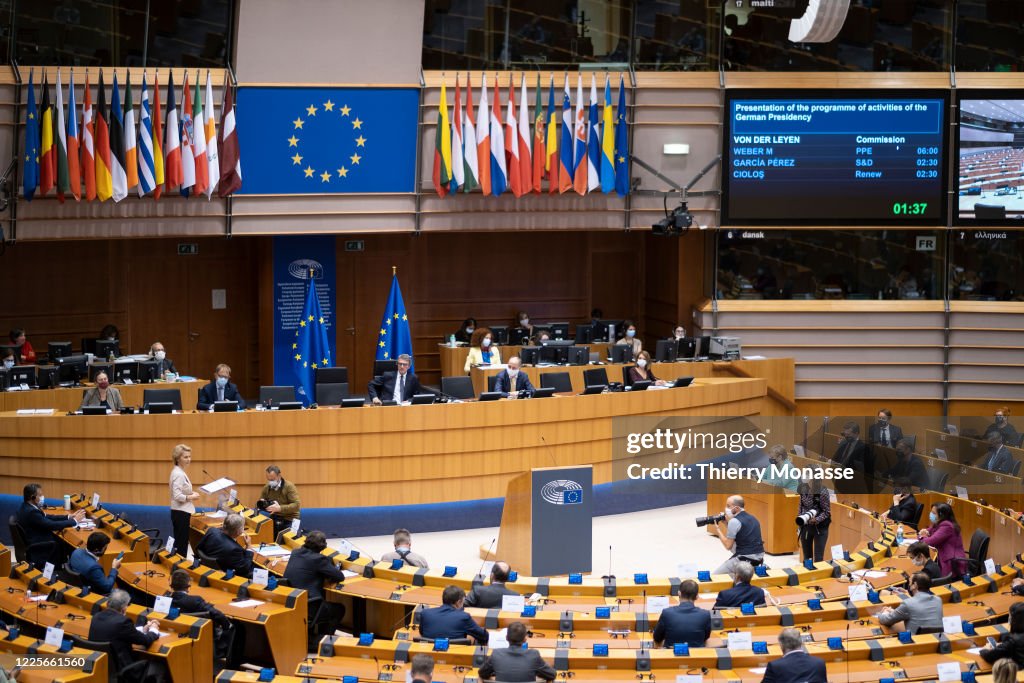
[0,379,204,413]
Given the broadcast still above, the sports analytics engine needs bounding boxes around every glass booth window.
[950,230,1024,301]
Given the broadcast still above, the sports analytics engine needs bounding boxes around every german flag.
[39,72,55,196]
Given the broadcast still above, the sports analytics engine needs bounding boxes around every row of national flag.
[433,73,630,198]
[23,68,242,202]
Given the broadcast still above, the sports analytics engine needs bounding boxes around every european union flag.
[293,272,332,405]
[614,75,630,197]
[23,70,39,201]
[375,273,414,372]
[234,87,419,194]
[563,489,582,505]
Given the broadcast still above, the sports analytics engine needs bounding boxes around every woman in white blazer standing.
[169,444,201,558]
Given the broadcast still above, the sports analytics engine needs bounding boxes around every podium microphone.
[478,538,497,580]
[602,545,615,580]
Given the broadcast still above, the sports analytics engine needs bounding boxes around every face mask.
[482,338,491,348]
[637,359,647,368]
[97,378,109,389]
[626,329,636,338]
[929,512,938,524]
[216,376,228,388]
[878,417,888,425]
[539,337,549,343]
[268,479,282,490]
[846,434,857,442]
[154,351,166,361]
[675,331,684,339]
[724,506,733,518]
[2,360,12,370]
[520,319,529,327]
[36,495,45,507]
[465,328,474,335]
[912,556,925,566]
[997,415,1007,423]
[508,369,518,378]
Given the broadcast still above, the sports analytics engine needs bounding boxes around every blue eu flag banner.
[293,274,332,405]
[234,87,419,194]
[375,274,414,372]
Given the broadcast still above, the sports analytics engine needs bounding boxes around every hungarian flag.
[432,78,451,197]
[450,75,464,194]
[558,75,573,194]
[587,74,600,193]
[489,74,507,196]
[204,71,219,198]
[81,71,96,201]
[532,73,545,193]
[152,71,165,199]
[461,72,478,193]
[191,73,209,197]
[600,75,615,194]
[94,72,113,201]
[572,74,588,196]
[217,77,242,197]
[137,73,156,196]
[179,71,197,196]
[517,73,532,195]
[109,73,128,202]
[66,70,81,201]
[22,69,39,201]
[475,75,491,196]
[124,74,139,192]
[163,71,182,191]
[546,76,559,194]
[39,73,55,196]
[504,74,521,198]
[54,68,70,202]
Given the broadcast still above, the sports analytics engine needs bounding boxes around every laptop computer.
[672,376,695,388]
[478,391,503,401]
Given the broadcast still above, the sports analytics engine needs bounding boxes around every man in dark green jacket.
[259,465,301,537]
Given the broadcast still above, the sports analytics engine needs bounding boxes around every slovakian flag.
[123,74,139,192]
[450,75,464,194]
[572,74,588,196]
[475,75,491,196]
[163,71,182,191]
[587,74,600,193]
[517,73,532,195]
[81,72,96,201]
[39,73,55,197]
[137,73,157,196]
[22,69,39,201]
[614,74,629,197]
[600,76,616,194]
[66,70,81,201]
[179,71,197,196]
[546,75,559,195]
[432,78,451,197]
[191,73,209,197]
[94,72,112,201]
[461,72,478,193]
[504,74,521,197]
[532,73,545,193]
[558,75,573,194]
[204,71,219,198]
[55,68,70,202]
[489,74,507,196]
[217,77,242,197]
[152,71,165,199]
[109,73,128,202]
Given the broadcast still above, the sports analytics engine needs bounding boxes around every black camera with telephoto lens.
[695,513,726,527]
[256,498,270,511]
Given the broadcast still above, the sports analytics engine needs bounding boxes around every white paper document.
[230,599,265,609]
[256,544,291,557]
[726,632,752,650]
[199,478,236,494]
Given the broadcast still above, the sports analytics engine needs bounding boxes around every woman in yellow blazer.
[464,327,501,374]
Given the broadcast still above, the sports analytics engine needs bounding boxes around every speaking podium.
[495,465,593,576]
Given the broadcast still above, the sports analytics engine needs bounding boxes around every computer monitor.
[0,344,17,360]
[677,337,698,360]
[539,345,566,365]
[341,398,366,408]
[0,369,9,391]
[373,359,398,377]
[519,346,540,366]
[10,365,36,387]
[672,376,695,388]
[631,380,652,392]
[94,339,121,360]
[548,322,570,341]
[411,393,436,405]
[574,325,593,344]
[112,361,139,384]
[609,344,633,364]
[277,401,303,410]
[531,387,555,398]
[581,384,606,395]
[531,324,553,340]
[488,325,509,345]
[478,391,502,401]
[36,366,59,389]
[697,336,712,358]
[567,346,588,366]
[598,320,624,342]
[82,406,109,416]
[146,402,174,414]
[57,355,89,384]
[48,341,73,360]
[88,363,112,382]
[655,339,679,363]
[508,328,531,345]
[213,401,239,412]
[138,360,160,383]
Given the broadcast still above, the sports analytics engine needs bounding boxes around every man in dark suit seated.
[283,530,347,644]
[478,621,556,681]
[15,483,85,568]
[760,627,827,683]
[883,440,929,491]
[653,579,711,648]
[713,561,767,609]
[169,570,237,666]
[979,432,1014,474]
[88,589,165,680]
[368,354,431,405]
[195,513,254,578]
[419,585,489,644]
[833,421,875,493]
[492,356,535,398]
[884,481,919,525]
[68,532,120,594]
[465,561,519,609]
[197,363,246,411]
[868,408,904,448]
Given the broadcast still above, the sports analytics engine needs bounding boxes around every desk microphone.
[602,545,614,580]
[478,539,497,580]
[845,621,851,683]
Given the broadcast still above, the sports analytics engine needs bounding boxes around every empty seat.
[487,374,498,392]
[441,376,475,400]
[540,372,572,393]
[315,367,348,385]
[260,386,297,404]
[316,383,349,405]
[374,360,398,377]
[583,367,609,387]
[142,387,183,411]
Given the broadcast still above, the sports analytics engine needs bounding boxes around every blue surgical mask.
[465,328,474,335]
[929,512,938,524]
[2,359,12,370]
[216,376,228,388]
[626,329,636,338]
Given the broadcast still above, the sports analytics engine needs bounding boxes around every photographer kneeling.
[796,478,831,563]
[713,495,765,576]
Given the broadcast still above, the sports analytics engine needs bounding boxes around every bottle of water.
[896,523,904,546]
[449,334,456,348]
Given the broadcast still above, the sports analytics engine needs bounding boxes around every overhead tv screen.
[956,91,1024,225]
[722,89,949,226]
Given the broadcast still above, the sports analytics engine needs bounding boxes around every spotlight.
[651,201,694,236]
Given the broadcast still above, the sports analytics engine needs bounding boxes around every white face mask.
[520,319,529,327]
[508,369,518,378]
[2,359,12,370]
[268,478,282,490]
[637,359,647,368]
[154,350,166,361]
[482,338,491,348]
[465,328,474,335]
[724,506,733,518]
[37,495,45,507]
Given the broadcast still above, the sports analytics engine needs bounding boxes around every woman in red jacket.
[8,328,36,364]
[918,502,967,577]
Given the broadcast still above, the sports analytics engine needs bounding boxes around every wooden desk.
[0,634,107,683]
[0,379,203,413]
[0,377,770,508]
[439,343,612,378]
[40,498,151,569]
[189,504,274,551]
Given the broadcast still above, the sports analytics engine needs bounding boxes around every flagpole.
[392,265,396,276]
